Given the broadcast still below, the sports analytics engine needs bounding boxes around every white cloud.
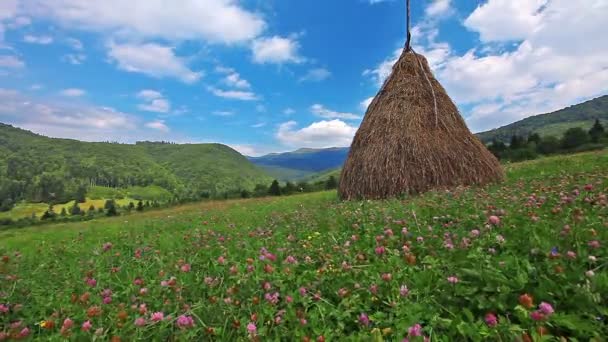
[20,0,266,44]
[216,67,251,89]
[23,34,53,44]
[212,110,235,116]
[60,88,86,97]
[209,87,258,101]
[137,89,163,100]
[252,36,304,64]
[0,55,24,68]
[464,0,548,42]
[0,88,174,142]
[251,122,266,128]
[283,108,295,115]
[277,120,357,148]
[66,37,83,50]
[107,42,202,83]
[310,104,361,120]
[63,53,86,65]
[425,0,452,17]
[145,119,169,132]
[364,0,608,133]
[299,68,331,82]
[136,89,170,113]
[439,0,608,131]
[360,97,374,111]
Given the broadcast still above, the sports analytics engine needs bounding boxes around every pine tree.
[136,200,144,212]
[60,207,67,217]
[562,127,590,149]
[75,185,87,203]
[106,201,118,217]
[589,119,605,143]
[325,176,338,190]
[128,202,135,212]
[268,180,281,196]
[70,203,81,216]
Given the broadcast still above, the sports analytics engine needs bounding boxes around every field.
[0,151,606,340]
[0,198,136,221]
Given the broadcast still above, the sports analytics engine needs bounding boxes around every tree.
[41,205,57,220]
[75,185,87,203]
[104,199,114,210]
[296,181,311,193]
[325,176,338,190]
[536,136,560,155]
[268,180,281,196]
[589,119,605,143]
[106,201,118,217]
[253,184,268,197]
[128,202,135,212]
[0,198,14,212]
[70,202,81,216]
[509,135,525,149]
[561,127,590,149]
[136,200,144,212]
[60,207,67,217]
[527,133,541,145]
[240,189,251,198]
[283,182,297,195]
[487,139,507,159]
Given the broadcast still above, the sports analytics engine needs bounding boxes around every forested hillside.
[0,123,271,207]
[477,95,608,143]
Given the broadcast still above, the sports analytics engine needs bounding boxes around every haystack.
[339,14,503,200]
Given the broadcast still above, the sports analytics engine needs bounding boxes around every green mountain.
[477,95,608,143]
[0,123,271,204]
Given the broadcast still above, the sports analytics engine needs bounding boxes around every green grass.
[534,120,596,138]
[0,151,606,340]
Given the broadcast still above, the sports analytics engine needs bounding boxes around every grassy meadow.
[0,151,606,340]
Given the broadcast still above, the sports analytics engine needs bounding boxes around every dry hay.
[339,49,504,200]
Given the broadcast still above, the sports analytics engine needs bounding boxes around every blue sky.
[0,0,606,156]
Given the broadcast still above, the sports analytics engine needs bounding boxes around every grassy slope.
[0,151,606,340]
[476,95,608,143]
[2,150,605,243]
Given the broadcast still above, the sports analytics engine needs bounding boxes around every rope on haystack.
[338,0,504,200]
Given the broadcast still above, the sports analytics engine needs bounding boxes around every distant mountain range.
[251,95,608,179]
[248,147,349,181]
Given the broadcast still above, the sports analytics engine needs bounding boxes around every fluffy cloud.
[276,120,357,148]
[63,53,86,65]
[252,36,304,64]
[310,104,361,120]
[216,67,251,89]
[107,42,202,83]
[0,88,171,142]
[60,88,86,97]
[23,34,53,44]
[365,0,608,132]
[442,0,608,130]
[19,0,265,44]
[136,90,170,113]
[209,87,258,101]
[425,0,452,17]
[0,55,24,68]
[360,97,374,111]
[299,68,331,82]
[145,119,169,132]
[464,0,548,42]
